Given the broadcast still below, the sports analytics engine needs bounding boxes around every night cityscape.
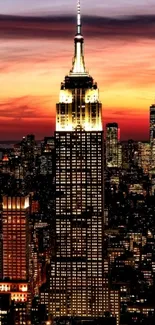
[0,0,155,324]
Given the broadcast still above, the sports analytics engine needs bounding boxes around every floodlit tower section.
[51,0,105,318]
[56,1,102,133]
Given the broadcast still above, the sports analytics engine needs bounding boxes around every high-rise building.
[150,104,155,171]
[106,123,119,168]
[20,134,37,174]
[138,142,150,174]
[50,0,105,317]
[2,196,29,281]
[40,137,55,175]
[122,140,138,169]
[150,104,155,144]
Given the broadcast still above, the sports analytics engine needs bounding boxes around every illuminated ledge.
[3,196,30,210]
[69,72,89,77]
[53,316,116,323]
[56,125,103,132]
[0,282,28,302]
[0,282,28,292]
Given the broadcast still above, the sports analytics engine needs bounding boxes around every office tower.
[150,104,155,171]
[2,196,29,280]
[122,140,138,169]
[106,123,118,167]
[150,104,155,143]
[40,137,55,175]
[138,142,150,174]
[20,134,36,173]
[50,0,104,317]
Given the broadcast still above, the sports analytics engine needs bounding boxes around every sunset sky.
[0,0,155,140]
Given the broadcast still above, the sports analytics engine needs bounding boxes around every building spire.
[70,0,87,75]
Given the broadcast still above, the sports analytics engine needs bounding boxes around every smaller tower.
[150,104,155,144]
[106,123,119,168]
[150,104,155,171]
[2,196,29,280]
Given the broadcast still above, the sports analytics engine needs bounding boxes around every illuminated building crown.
[56,0,102,132]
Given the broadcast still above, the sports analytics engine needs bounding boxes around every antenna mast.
[77,0,81,34]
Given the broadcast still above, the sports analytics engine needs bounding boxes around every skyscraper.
[138,142,150,174]
[150,104,155,171]
[50,0,104,317]
[150,104,155,143]
[2,196,29,280]
[106,123,119,168]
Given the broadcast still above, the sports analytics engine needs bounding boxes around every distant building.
[138,142,150,174]
[39,137,55,176]
[150,104,155,172]
[2,196,29,281]
[122,140,138,169]
[106,123,119,168]
[150,104,155,144]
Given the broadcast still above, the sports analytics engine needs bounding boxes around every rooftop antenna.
[77,0,81,34]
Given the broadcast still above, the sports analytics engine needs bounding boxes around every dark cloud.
[0,14,155,40]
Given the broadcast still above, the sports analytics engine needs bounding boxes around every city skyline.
[1,2,155,324]
[0,1,155,140]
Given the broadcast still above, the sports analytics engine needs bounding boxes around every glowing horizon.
[0,7,154,140]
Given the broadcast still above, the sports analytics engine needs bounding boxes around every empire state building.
[50,0,104,317]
